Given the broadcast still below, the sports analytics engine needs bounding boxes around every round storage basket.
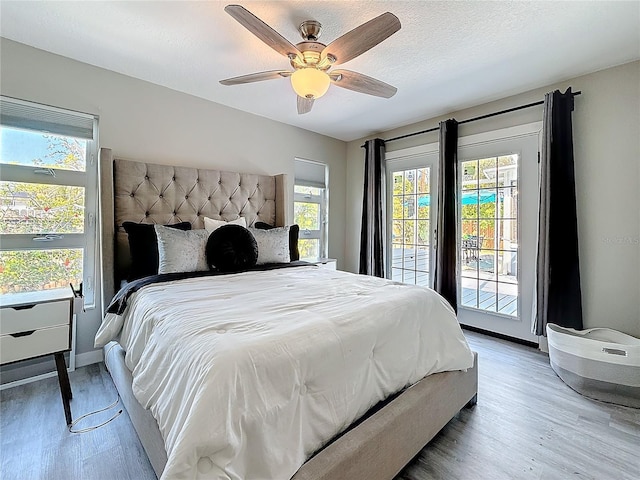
[547,324,640,408]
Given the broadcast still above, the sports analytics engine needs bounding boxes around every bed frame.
[98,148,478,479]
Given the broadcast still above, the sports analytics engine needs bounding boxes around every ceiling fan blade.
[220,70,292,85]
[225,5,301,58]
[322,12,401,65]
[297,96,314,115]
[330,70,397,98]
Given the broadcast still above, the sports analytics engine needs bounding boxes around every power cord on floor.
[67,343,123,434]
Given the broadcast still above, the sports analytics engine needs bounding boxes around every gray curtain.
[359,138,386,277]
[532,88,583,336]
[434,120,459,312]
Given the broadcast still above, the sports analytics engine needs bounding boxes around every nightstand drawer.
[0,324,70,364]
[0,300,70,335]
[315,258,337,270]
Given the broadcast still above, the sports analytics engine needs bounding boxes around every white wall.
[0,38,348,359]
[346,61,640,337]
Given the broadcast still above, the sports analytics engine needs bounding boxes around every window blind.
[1,96,95,140]
[294,159,327,188]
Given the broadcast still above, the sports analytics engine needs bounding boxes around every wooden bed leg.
[464,393,478,408]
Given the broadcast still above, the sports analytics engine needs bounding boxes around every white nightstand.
[314,258,337,270]
[0,289,74,424]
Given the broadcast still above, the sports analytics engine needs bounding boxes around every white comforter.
[95,266,473,480]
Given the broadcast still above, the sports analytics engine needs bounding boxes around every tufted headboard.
[99,148,288,310]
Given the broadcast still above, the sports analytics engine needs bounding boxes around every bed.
[96,148,478,480]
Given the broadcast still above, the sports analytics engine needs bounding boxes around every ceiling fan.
[220,4,401,114]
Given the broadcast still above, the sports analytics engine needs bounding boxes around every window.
[293,159,328,261]
[0,97,98,305]
[460,155,518,316]
[390,167,432,286]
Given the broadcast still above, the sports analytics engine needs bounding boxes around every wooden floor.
[1,331,638,480]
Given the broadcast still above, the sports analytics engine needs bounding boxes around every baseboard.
[76,349,104,368]
[461,324,539,348]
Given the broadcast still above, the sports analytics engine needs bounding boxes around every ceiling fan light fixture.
[291,68,330,99]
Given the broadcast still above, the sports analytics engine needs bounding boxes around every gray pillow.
[155,225,210,274]
[248,226,291,264]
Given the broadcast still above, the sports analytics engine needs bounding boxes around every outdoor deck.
[391,247,518,316]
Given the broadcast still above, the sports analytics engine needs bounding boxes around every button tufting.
[173,211,177,215]
[145,175,149,180]
[218,180,222,185]
[145,212,149,216]
[130,193,134,197]
[172,176,176,181]
[207,197,211,201]
[159,194,163,198]
[185,195,189,199]
[300,384,308,395]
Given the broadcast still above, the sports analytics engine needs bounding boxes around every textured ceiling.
[1,1,639,141]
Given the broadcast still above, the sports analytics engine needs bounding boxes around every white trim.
[75,349,103,368]
[384,122,542,161]
[458,121,543,147]
[386,142,438,160]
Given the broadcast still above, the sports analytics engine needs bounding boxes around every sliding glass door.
[384,125,539,342]
[386,149,438,287]
[460,154,519,316]
[456,129,539,342]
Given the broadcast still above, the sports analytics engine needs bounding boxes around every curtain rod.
[360,90,581,148]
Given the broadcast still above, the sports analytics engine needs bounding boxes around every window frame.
[0,98,98,307]
[294,185,328,260]
[293,158,329,261]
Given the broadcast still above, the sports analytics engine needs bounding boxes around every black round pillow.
[206,224,258,272]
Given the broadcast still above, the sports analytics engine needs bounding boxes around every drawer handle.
[12,304,36,310]
[10,330,36,338]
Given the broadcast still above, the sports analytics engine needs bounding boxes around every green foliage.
[297,239,319,261]
[0,182,84,234]
[0,250,82,294]
[392,169,430,247]
[294,202,319,231]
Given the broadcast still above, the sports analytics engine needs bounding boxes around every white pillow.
[248,226,291,264]
[204,216,246,232]
[155,225,210,274]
